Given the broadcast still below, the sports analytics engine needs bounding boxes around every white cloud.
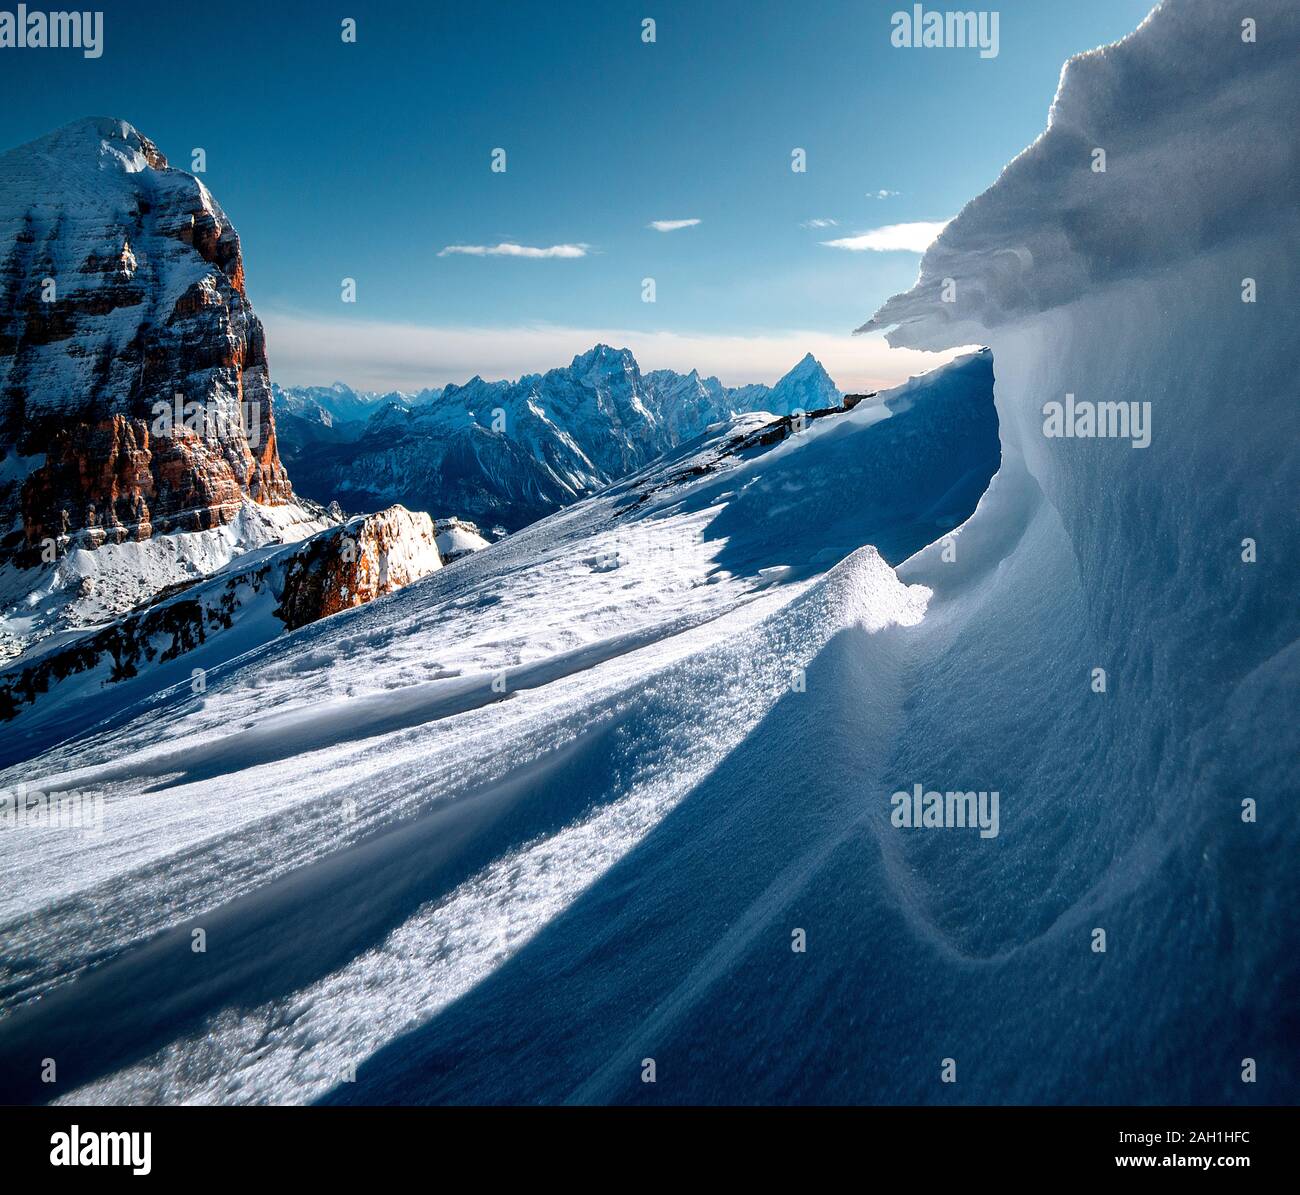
[800,218,838,229]
[437,242,589,258]
[868,189,901,199]
[821,220,950,253]
[261,310,967,395]
[647,218,701,232]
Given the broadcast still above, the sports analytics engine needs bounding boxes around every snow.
[0,500,327,665]
[14,545,926,1108]
[0,349,994,1104]
[1,0,1294,1106]
[0,505,437,768]
[434,517,488,564]
[862,0,1297,1105]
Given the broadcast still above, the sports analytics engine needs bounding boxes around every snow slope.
[0,350,996,1105]
[0,505,441,765]
[307,0,1294,1103]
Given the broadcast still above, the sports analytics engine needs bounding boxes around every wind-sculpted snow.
[854,0,1297,1103]
[0,352,990,1104]
[296,0,1294,1103]
[860,2,1299,347]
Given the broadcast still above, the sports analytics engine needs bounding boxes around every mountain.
[0,118,297,553]
[761,351,841,415]
[271,381,445,428]
[0,119,440,662]
[276,346,844,530]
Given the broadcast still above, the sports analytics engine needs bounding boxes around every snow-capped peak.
[570,343,638,379]
[6,116,168,175]
[763,353,842,416]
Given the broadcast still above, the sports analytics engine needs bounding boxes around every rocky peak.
[0,117,295,565]
[765,354,842,416]
[569,343,638,382]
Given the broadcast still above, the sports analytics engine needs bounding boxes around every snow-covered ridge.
[0,499,326,666]
[432,517,491,563]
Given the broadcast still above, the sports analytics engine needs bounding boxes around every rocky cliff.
[0,117,294,565]
[275,506,442,630]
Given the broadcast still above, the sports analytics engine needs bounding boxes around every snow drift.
[328,0,1297,1103]
[856,0,1299,1103]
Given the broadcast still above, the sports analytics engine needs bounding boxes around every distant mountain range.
[274,346,843,530]
[273,381,445,426]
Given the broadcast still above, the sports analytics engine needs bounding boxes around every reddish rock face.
[0,118,295,564]
[277,507,443,630]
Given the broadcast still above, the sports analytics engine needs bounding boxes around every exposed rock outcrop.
[0,505,441,724]
[276,506,441,630]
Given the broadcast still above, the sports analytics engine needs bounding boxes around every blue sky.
[0,0,1155,390]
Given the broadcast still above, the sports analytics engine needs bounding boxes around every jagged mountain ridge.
[277,346,842,530]
[272,381,445,429]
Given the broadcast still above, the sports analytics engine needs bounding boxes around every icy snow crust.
[0,0,1295,1105]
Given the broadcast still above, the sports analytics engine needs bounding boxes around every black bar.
[0,1105,1291,1180]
